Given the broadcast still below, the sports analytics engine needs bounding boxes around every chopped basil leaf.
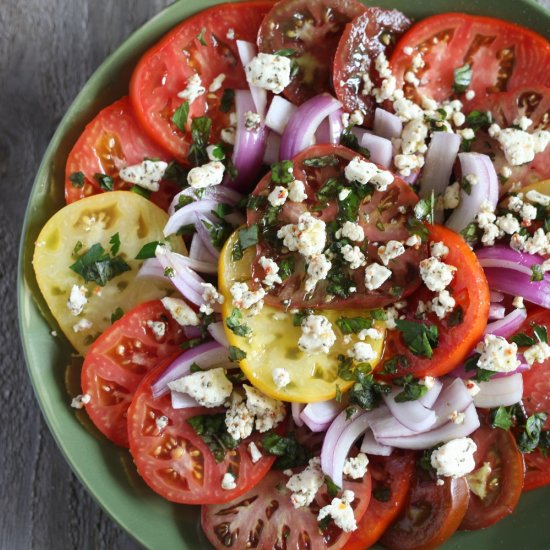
[393,374,429,402]
[190,362,203,373]
[460,222,481,246]
[465,110,492,132]
[395,319,438,358]
[69,171,85,188]
[262,432,311,470]
[135,241,160,260]
[72,241,83,257]
[239,224,259,249]
[271,160,294,184]
[93,173,114,191]
[188,116,212,166]
[413,192,435,224]
[220,88,235,113]
[228,345,247,361]
[202,218,233,251]
[340,126,370,158]
[389,286,404,298]
[163,161,189,187]
[181,338,203,350]
[279,256,295,281]
[292,310,310,327]
[317,177,343,201]
[336,316,374,335]
[447,306,464,327]
[274,48,296,57]
[453,63,472,93]
[491,406,515,430]
[509,324,548,347]
[196,27,207,46]
[303,155,339,168]
[531,264,544,282]
[518,412,548,453]
[164,266,175,277]
[324,475,341,497]
[70,243,130,286]
[130,185,152,199]
[226,308,252,337]
[171,101,190,132]
[372,486,391,502]
[534,323,548,343]
[109,232,121,255]
[110,307,124,324]
[187,413,238,463]
[460,176,472,195]
[246,195,267,210]
[338,357,390,410]
[381,354,409,374]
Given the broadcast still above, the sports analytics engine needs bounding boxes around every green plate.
[18,0,550,548]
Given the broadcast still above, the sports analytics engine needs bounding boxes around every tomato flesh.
[380,224,490,379]
[130,2,273,161]
[127,362,277,505]
[333,8,411,124]
[258,0,366,105]
[81,300,188,447]
[64,96,178,211]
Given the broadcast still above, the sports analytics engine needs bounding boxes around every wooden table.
[1,1,549,549]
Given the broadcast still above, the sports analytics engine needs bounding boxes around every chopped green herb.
[491,406,515,431]
[510,324,547,347]
[453,63,472,93]
[163,161,189,187]
[274,48,296,57]
[447,306,464,327]
[109,232,121,255]
[262,432,311,470]
[279,256,295,281]
[181,338,203,350]
[190,362,203,373]
[246,195,267,210]
[187,413,238,463]
[196,27,207,46]
[94,173,114,191]
[135,241,160,260]
[460,222,481,246]
[395,319,438,358]
[382,355,409,374]
[324,475,341,498]
[164,266,175,277]
[72,241,83,257]
[336,316,374,335]
[188,116,212,166]
[531,264,544,282]
[389,286,404,298]
[220,88,235,113]
[239,224,259,249]
[460,176,472,195]
[202,218,233,251]
[317,177,343,201]
[303,155,339,168]
[413,192,435,224]
[372,486,391,502]
[335,384,343,403]
[518,412,548,453]
[110,307,124,324]
[226,308,252,337]
[70,243,130,286]
[465,110,493,132]
[393,374,429,402]
[171,101,190,132]
[69,171,85,188]
[212,202,233,219]
[271,160,294,184]
[130,185,152,199]
[340,126,370,158]
[292,310,309,327]
[228,345,247,361]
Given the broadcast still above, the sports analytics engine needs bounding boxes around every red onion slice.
[151,341,227,398]
[477,246,548,278]
[156,244,217,276]
[207,321,229,348]
[280,94,342,160]
[292,403,305,427]
[490,290,505,303]
[418,378,443,409]
[171,390,199,409]
[328,109,345,144]
[473,373,523,408]
[164,199,219,237]
[168,187,242,216]
[489,303,506,320]
[375,403,480,450]
[446,152,498,233]
[321,409,356,478]
[300,399,345,432]
[183,325,202,339]
[419,131,461,200]
[360,430,393,456]
[484,307,528,338]
[263,131,281,166]
[228,90,268,191]
[382,388,437,432]
[373,108,402,140]
[265,96,297,134]
[195,214,221,260]
[483,267,550,308]
[189,234,217,265]
[236,40,267,117]
[136,258,167,280]
[360,133,393,168]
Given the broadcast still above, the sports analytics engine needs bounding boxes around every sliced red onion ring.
[382,387,437,432]
[446,152,498,233]
[151,341,227,398]
[328,109,345,144]
[228,90,268,191]
[375,403,480,450]
[183,325,202,339]
[171,391,199,409]
[136,258,167,280]
[489,303,506,320]
[490,290,505,303]
[189,234,217,264]
[477,246,548,278]
[168,187,242,216]
[265,96,297,134]
[155,247,205,306]
[263,131,281,166]
[155,244,217,276]
[360,430,393,456]
[373,108,402,140]
[473,373,523,408]
[164,199,218,237]
[419,132,461,200]
[292,403,305,427]
[484,307,528,338]
[236,40,266,117]
[280,94,342,160]
[195,214,221,260]
[207,321,229,348]
[483,267,550,308]
[360,133,392,168]
[321,408,356,478]
[418,378,443,409]
[322,410,372,487]
[300,399,345,432]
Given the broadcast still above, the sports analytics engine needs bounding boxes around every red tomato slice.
[258,0,366,105]
[333,8,412,123]
[202,467,372,550]
[65,97,178,211]
[344,451,415,550]
[127,362,277,505]
[81,300,188,447]
[380,224,490,379]
[518,309,550,491]
[390,14,550,105]
[381,468,470,550]
[130,2,273,161]
[460,422,524,530]
[468,86,550,190]
[247,144,428,310]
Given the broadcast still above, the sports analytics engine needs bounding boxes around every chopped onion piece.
[382,387,437,432]
[164,199,218,237]
[171,391,199,409]
[360,133,393,168]
[136,258,167,280]
[484,307,528,338]
[265,96,297,134]
[373,108,402,140]
[189,234,217,265]
[300,399,345,432]
[360,430,393,456]
[195,214,220,260]
[473,373,523,408]
[168,187,242,216]
[489,303,506,320]
[483,267,550,308]
[207,321,229,348]
[418,378,443,409]
[263,131,281,166]
[292,403,305,427]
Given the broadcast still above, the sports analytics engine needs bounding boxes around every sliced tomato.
[518,309,550,491]
[202,466,372,550]
[81,300,187,447]
[468,86,550,190]
[460,421,524,530]
[127,362,277,505]
[390,14,550,105]
[344,451,415,550]
[247,144,428,310]
[381,468,469,550]
[65,97,178,211]
[130,2,273,161]
[333,8,411,123]
[380,224,490,379]
[257,0,366,105]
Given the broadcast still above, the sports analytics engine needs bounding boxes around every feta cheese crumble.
[267,185,289,207]
[243,385,286,433]
[430,437,477,478]
[208,73,226,93]
[221,472,237,490]
[161,297,200,326]
[277,212,326,258]
[230,282,265,310]
[288,179,308,202]
[225,392,255,440]
[259,256,282,287]
[317,490,357,533]
[305,253,332,294]
[336,221,365,242]
[73,318,92,333]
[364,262,392,290]
[177,73,206,104]
[146,320,166,340]
[286,457,324,508]
[272,367,291,389]
[348,342,376,363]
[187,161,225,189]
[247,441,262,464]
[343,453,369,479]
[168,368,232,408]
[200,283,225,315]
[419,257,456,292]
[119,159,168,192]
[524,342,550,366]
[430,241,449,259]
[298,314,336,354]
[341,244,366,270]
[70,393,91,409]
[476,334,520,373]
[67,285,88,316]
[378,240,405,266]
[245,53,292,94]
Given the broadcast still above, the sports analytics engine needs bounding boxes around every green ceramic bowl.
[18,0,550,548]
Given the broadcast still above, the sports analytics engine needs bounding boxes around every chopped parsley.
[395,319,438,358]
[70,243,130,286]
[220,88,235,113]
[135,241,160,260]
[336,316,374,335]
[303,155,339,168]
[109,232,121,255]
[340,126,370,158]
[226,308,252,337]
[381,354,409,375]
[110,307,124,324]
[510,323,548,347]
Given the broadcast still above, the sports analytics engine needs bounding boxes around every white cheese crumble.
[348,342,376,363]
[449,410,465,425]
[70,393,91,409]
[277,212,326,258]
[67,285,88,316]
[430,241,449,259]
[225,392,255,440]
[177,73,206,104]
[431,289,456,320]
[512,296,525,309]
[526,189,550,206]
[358,328,383,341]
[230,282,265,311]
[161,297,200,326]
[305,253,332,293]
[364,262,392,290]
[288,179,308,202]
[155,415,169,431]
[209,73,226,93]
[267,185,289,207]
[243,384,286,433]
[343,453,369,479]
[244,110,262,132]
[146,320,166,340]
[476,334,520,373]
[259,256,282,287]
[335,221,365,242]
[200,283,225,315]
[496,213,520,235]
[272,367,291,389]
[430,437,477,478]
[119,159,168,192]
[341,244,366,270]
[298,314,336,354]
[187,161,225,189]
[442,182,460,210]
[489,124,550,166]
[247,441,262,464]
[286,457,324,508]
[378,240,405,266]
[317,490,357,533]
[245,53,292,94]
[73,318,92,333]
[419,257,456,292]
[524,342,550,366]
[221,472,237,490]
[168,368,232,408]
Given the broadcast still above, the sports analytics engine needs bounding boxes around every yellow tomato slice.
[522,179,550,199]
[219,230,385,403]
[33,191,186,356]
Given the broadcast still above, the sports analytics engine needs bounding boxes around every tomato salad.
[32,1,550,548]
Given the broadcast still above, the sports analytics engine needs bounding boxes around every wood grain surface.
[2,1,549,549]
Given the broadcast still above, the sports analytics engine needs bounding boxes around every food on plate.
[31,1,550,548]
